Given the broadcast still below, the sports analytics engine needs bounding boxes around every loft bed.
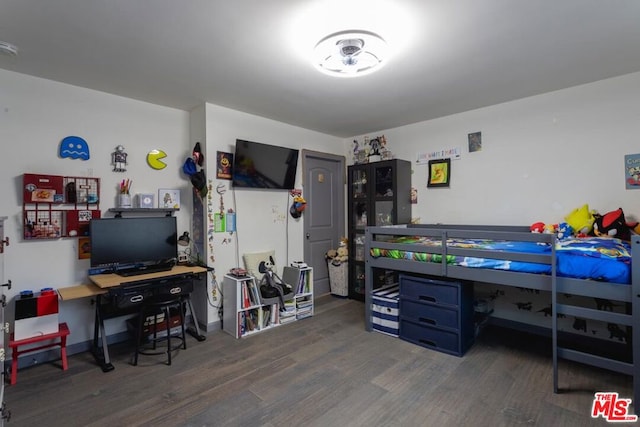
[364,224,640,412]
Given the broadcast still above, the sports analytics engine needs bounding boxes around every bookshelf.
[222,267,313,339]
[283,266,314,320]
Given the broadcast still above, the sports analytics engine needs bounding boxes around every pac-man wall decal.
[59,136,90,160]
[147,149,167,170]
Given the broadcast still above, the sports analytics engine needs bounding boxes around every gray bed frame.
[364,224,640,412]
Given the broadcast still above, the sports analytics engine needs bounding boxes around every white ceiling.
[2,0,640,138]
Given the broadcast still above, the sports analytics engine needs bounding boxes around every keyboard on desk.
[116,263,174,277]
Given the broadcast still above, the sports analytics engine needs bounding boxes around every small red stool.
[8,322,70,385]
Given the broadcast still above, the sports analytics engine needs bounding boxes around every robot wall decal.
[112,145,128,172]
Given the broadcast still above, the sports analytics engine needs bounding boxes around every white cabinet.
[222,267,313,339]
[222,275,278,338]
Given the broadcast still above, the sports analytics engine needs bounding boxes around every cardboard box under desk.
[127,314,182,338]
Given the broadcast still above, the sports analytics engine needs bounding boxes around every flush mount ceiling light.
[0,41,19,56]
[313,30,388,77]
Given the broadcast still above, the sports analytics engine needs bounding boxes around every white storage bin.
[372,284,399,336]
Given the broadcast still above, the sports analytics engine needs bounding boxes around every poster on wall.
[468,131,482,152]
[78,237,91,259]
[427,159,451,188]
[217,151,233,180]
[625,153,640,189]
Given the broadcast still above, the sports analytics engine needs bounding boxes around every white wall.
[351,72,640,227]
[0,69,191,345]
[3,65,640,348]
[196,103,343,327]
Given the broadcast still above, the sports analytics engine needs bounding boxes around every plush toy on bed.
[592,207,636,241]
[556,222,574,240]
[564,204,596,237]
[530,222,545,233]
[530,222,557,234]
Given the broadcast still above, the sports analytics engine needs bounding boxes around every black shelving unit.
[347,159,411,301]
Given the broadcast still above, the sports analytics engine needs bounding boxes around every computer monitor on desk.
[89,217,178,276]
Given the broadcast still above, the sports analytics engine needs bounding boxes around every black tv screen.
[232,139,299,189]
[89,217,178,268]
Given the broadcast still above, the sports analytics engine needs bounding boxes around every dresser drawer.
[154,279,193,298]
[400,319,462,356]
[400,275,459,306]
[110,283,154,310]
[400,299,459,329]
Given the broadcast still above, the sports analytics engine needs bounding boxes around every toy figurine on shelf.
[112,145,128,172]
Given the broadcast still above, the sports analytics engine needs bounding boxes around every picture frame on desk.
[158,188,180,209]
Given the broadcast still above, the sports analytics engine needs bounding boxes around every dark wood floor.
[4,295,632,426]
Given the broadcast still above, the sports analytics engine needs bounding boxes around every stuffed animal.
[556,222,574,240]
[565,204,596,237]
[530,222,545,233]
[336,245,348,263]
[326,249,338,261]
[289,195,307,219]
[531,222,559,236]
[258,256,293,308]
[592,208,634,241]
[327,238,349,266]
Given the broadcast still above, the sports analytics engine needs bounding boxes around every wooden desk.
[87,266,207,372]
[58,283,106,300]
[89,265,207,289]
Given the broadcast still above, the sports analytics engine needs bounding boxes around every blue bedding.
[370,236,631,284]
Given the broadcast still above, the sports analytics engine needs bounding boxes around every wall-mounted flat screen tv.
[89,217,178,272]
[232,139,299,190]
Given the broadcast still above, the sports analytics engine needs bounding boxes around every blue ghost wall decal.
[59,136,90,160]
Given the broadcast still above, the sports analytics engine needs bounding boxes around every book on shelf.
[238,312,244,336]
[248,279,260,306]
[242,282,251,308]
[297,270,309,293]
[262,305,271,328]
[280,314,297,324]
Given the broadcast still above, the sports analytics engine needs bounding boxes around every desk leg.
[184,295,206,342]
[92,295,115,372]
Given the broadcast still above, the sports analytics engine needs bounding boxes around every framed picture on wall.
[468,131,482,152]
[158,189,180,209]
[427,158,451,188]
[217,151,233,180]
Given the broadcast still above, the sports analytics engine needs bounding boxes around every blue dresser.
[399,274,474,356]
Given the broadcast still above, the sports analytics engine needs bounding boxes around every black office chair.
[132,295,186,366]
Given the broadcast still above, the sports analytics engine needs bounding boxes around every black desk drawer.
[155,279,193,298]
[109,278,193,310]
[400,275,459,306]
[400,299,459,329]
[110,284,154,310]
[400,319,461,356]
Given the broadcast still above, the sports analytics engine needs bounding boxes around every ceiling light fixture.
[0,41,19,56]
[313,30,388,77]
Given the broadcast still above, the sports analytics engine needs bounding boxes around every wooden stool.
[8,322,70,385]
[133,297,186,366]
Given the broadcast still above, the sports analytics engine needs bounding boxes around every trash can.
[328,261,348,297]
